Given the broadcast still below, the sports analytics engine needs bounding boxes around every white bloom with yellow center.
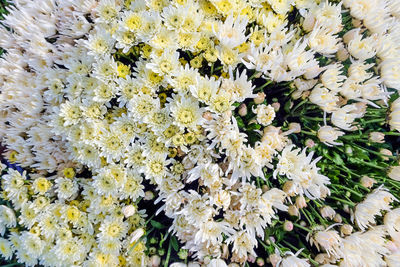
[168,93,205,131]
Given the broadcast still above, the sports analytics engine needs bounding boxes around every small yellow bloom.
[117,62,131,78]
[190,55,203,68]
[168,147,177,158]
[63,168,75,179]
[8,150,18,164]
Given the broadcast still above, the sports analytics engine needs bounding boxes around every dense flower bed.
[0,0,399,266]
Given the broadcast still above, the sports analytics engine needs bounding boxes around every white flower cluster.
[306,187,400,267]
[0,0,399,266]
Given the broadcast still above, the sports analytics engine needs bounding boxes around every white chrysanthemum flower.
[253,104,276,126]
[0,205,16,228]
[227,230,257,262]
[51,237,85,264]
[214,14,248,48]
[55,177,78,200]
[309,84,339,113]
[384,208,400,239]
[168,93,205,131]
[144,152,170,184]
[0,237,13,260]
[146,49,180,75]
[308,25,340,55]
[354,187,396,231]
[317,126,344,146]
[278,253,310,267]
[310,230,343,258]
[21,232,44,258]
[320,63,346,92]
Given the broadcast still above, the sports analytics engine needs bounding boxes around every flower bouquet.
[0,0,399,266]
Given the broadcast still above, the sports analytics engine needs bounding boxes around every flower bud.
[144,191,155,200]
[248,255,256,263]
[320,186,330,199]
[288,205,299,217]
[283,221,293,231]
[150,255,161,267]
[122,205,136,218]
[320,206,335,219]
[334,214,342,223]
[254,92,266,104]
[296,196,307,209]
[256,257,265,266]
[380,148,392,161]
[340,224,353,236]
[302,13,315,32]
[360,176,376,188]
[292,90,302,100]
[269,254,281,267]
[271,102,280,112]
[261,185,269,193]
[343,204,350,214]
[343,29,359,44]
[305,138,315,148]
[238,103,247,117]
[282,181,296,197]
[177,249,188,260]
[369,132,385,143]
[337,46,349,61]
[288,123,301,133]
[388,166,400,181]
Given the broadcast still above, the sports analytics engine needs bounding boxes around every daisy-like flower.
[317,126,344,146]
[214,14,248,49]
[354,187,397,231]
[55,177,78,200]
[144,152,171,184]
[168,93,205,131]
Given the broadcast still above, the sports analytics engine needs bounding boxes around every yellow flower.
[190,55,203,68]
[63,168,75,179]
[117,62,131,78]
[8,150,18,164]
[33,177,52,194]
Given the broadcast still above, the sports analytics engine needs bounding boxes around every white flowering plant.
[0,0,400,266]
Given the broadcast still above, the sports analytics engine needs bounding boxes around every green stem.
[382,131,400,136]
[301,116,327,122]
[255,80,272,92]
[301,130,315,136]
[291,99,308,115]
[249,71,259,80]
[210,63,214,75]
[302,209,315,224]
[330,196,356,207]
[361,118,385,124]
[351,143,397,160]
[330,184,363,198]
[293,222,312,233]
[164,239,172,267]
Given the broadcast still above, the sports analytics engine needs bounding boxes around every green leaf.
[171,236,179,251]
[247,123,261,131]
[235,116,245,129]
[150,220,166,229]
[332,152,344,165]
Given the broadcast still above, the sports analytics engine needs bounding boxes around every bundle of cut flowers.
[0,0,399,266]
